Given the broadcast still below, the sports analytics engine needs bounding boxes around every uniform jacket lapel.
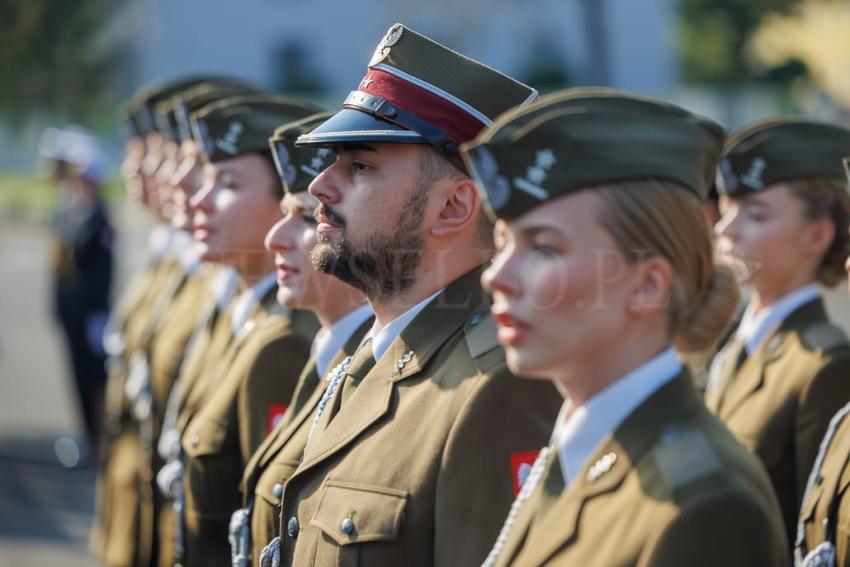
[506,372,703,566]
[296,267,488,475]
[240,316,373,501]
[718,298,824,421]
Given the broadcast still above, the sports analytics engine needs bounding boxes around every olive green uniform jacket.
[91,255,200,567]
[180,289,317,567]
[798,400,850,566]
[133,263,214,567]
[706,298,850,542]
[240,317,373,564]
[491,372,789,567]
[277,268,560,567]
[156,284,244,567]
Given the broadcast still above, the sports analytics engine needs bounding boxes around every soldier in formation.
[86,22,850,567]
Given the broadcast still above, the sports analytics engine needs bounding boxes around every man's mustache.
[315,203,347,228]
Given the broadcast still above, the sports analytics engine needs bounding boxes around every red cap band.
[357,68,487,145]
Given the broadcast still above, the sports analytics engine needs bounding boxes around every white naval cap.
[38,125,109,183]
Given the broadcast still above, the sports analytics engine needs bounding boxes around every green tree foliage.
[0,0,120,126]
[678,0,804,85]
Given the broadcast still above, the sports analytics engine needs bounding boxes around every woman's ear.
[430,177,481,238]
[804,217,836,258]
[628,256,672,317]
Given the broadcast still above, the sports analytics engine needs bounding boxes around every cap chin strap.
[342,91,463,166]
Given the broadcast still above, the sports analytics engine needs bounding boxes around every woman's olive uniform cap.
[717,118,850,197]
[122,75,246,138]
[269,112,334,194]
[190,95,323,163]
[461,88,725,220]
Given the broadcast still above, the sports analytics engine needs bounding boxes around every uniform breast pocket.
[309,480,408,567]
[183,418,239,516]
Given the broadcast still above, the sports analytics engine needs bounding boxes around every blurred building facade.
[119,0,677,104]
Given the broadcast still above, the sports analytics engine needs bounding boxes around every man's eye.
[351,161,371,173]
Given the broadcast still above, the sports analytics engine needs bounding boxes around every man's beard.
[311,186,428,302]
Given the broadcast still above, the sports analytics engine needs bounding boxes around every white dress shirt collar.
[230,273,279,334]
[366,289,443,363]
[210,267,239,312]
[311,304,374,379]
[552,346,682,486]
[736,283,820,355]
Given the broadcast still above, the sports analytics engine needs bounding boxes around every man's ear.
[628,255,672,317]
[430,176,481,238]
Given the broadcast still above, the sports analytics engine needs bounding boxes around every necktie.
[338,338,375,407]
[531,451,566,526]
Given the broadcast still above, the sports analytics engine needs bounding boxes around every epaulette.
[801,321,849,354]
[652,428,722,494]
[464,311,500,359]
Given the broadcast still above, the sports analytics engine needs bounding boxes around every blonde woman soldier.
[709,119,850,545]
[470,89,789,566]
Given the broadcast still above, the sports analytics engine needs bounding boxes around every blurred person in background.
[708,119,850,548]
[39,125,114,457]
[167,94,321,567]
[152,81,262,567]
[91,76,240,567]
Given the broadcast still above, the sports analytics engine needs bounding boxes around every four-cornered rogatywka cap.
[269,112,335,194]
[461,88,725,220]
[295,23,538,159]
[191,95,323,163]
[717,118,850,197]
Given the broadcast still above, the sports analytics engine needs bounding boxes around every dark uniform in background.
[40,126,114,451]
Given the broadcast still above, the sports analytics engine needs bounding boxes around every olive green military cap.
[296,23,538,160]
[191,95,323,163]
[461,88,725,220]
[123,75,254,138]
[269,112,334,193]
[717,118,850,197]
[171,82,261,142]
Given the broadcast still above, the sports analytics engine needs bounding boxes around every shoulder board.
[652,428,722,494]
[800,321,848,354]
[464,313,500,359]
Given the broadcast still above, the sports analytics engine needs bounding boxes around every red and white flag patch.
[511,450,540,495]
[267,404,288,434]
